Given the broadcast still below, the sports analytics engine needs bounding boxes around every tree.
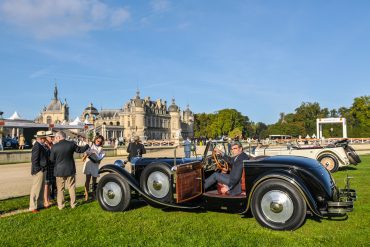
[349,96,370,137]
[294,102,328,135]
[194,109,251,139]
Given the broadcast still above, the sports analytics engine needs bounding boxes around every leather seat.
[217,169,246,195]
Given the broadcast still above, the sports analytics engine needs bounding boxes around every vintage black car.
[96,141,356,230]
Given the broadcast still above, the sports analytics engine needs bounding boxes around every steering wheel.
[212,150,229,172]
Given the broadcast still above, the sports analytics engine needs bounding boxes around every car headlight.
[114,160,125,168]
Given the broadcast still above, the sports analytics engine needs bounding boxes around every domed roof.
[84,103,99,115]
[184,104,192,114]
[46,99,63,111]
[168,98,179,112]
[133,90,144,107]
[45,85,65,112]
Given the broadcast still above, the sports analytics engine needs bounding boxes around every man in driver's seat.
[204,141,249,195]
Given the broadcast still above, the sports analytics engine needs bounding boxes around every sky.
[0,0,369,124]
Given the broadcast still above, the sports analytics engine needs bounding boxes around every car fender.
[99,165,199,210]
[242,170,322,217]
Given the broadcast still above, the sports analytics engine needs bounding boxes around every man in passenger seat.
[204,141,249,195]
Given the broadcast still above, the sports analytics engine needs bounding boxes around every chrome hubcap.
[261,190,294,223]
[102,182,122,207]
[147,171,170,198]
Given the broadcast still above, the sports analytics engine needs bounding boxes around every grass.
[0,156,369,246]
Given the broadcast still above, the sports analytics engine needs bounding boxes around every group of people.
[29,130,105,212]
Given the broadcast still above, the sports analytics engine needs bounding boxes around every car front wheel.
[251,179,307,231]
[97,173,131,212]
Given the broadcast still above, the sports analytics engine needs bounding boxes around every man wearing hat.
[204,141,249,195]
[29,130,49,213]
[126,136,146,162]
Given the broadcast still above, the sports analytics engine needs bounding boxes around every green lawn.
[1,156,369,246]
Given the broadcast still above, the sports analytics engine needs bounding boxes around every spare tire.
[345,146,361,164]
[140,163,172,203]
[318,154,339,173]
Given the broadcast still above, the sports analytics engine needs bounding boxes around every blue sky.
[0,0,369,124]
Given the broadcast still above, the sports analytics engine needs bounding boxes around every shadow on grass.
[338,166,358,172]
[128,199,148,211]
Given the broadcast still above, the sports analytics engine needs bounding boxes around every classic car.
[251,139,361,173]
[96,141,356,231]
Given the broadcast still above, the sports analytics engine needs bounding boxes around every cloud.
[29,68,51,78]
[0,0,130,39]
[150,0,171,13]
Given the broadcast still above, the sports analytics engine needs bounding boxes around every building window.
[116,122,120,126]
[46,116,52,124]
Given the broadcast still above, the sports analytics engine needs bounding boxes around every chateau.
[37,85,194,142]
[81,91,194,142]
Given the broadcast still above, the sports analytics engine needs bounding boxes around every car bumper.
[327,188,357,215]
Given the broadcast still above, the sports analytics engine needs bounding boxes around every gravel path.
[0,146,205,200]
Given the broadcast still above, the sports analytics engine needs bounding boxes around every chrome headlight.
[114,160,125,168]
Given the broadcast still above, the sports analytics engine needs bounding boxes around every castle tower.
[38,84,69,124]
[181,104,194,138]
[168,98,181,142]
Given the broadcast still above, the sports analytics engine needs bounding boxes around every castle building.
[80,91,194,142]
[35,85,69,124]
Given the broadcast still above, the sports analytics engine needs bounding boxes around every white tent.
[70,117,82,126]
[8,111,22,120]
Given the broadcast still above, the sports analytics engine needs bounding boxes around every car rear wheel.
[97,173,131,212]
[140,163,172,203]
[251,179,307,231]
[318,154,339,173]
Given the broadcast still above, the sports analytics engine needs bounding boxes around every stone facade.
[81,91,194,142]
[35,85,69,124]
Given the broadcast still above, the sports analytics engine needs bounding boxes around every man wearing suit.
[126,136,146,161]
[204,141,249,195]
[50,131,89,210]
[29,130,49,213]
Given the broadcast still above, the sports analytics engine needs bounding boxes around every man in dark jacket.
[50,131,89,210]
[126,136,146,162]
[29,131,49,213]
[204,141,249,195]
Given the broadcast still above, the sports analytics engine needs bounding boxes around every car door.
[174,161,203,203]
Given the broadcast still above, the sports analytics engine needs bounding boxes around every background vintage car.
[252,139,361,172]
[96,141,356,231]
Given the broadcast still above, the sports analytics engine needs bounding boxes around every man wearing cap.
[126,136,146,162]
[29,130,49,213]
[204,141,249,195]
[50,131,90,209]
